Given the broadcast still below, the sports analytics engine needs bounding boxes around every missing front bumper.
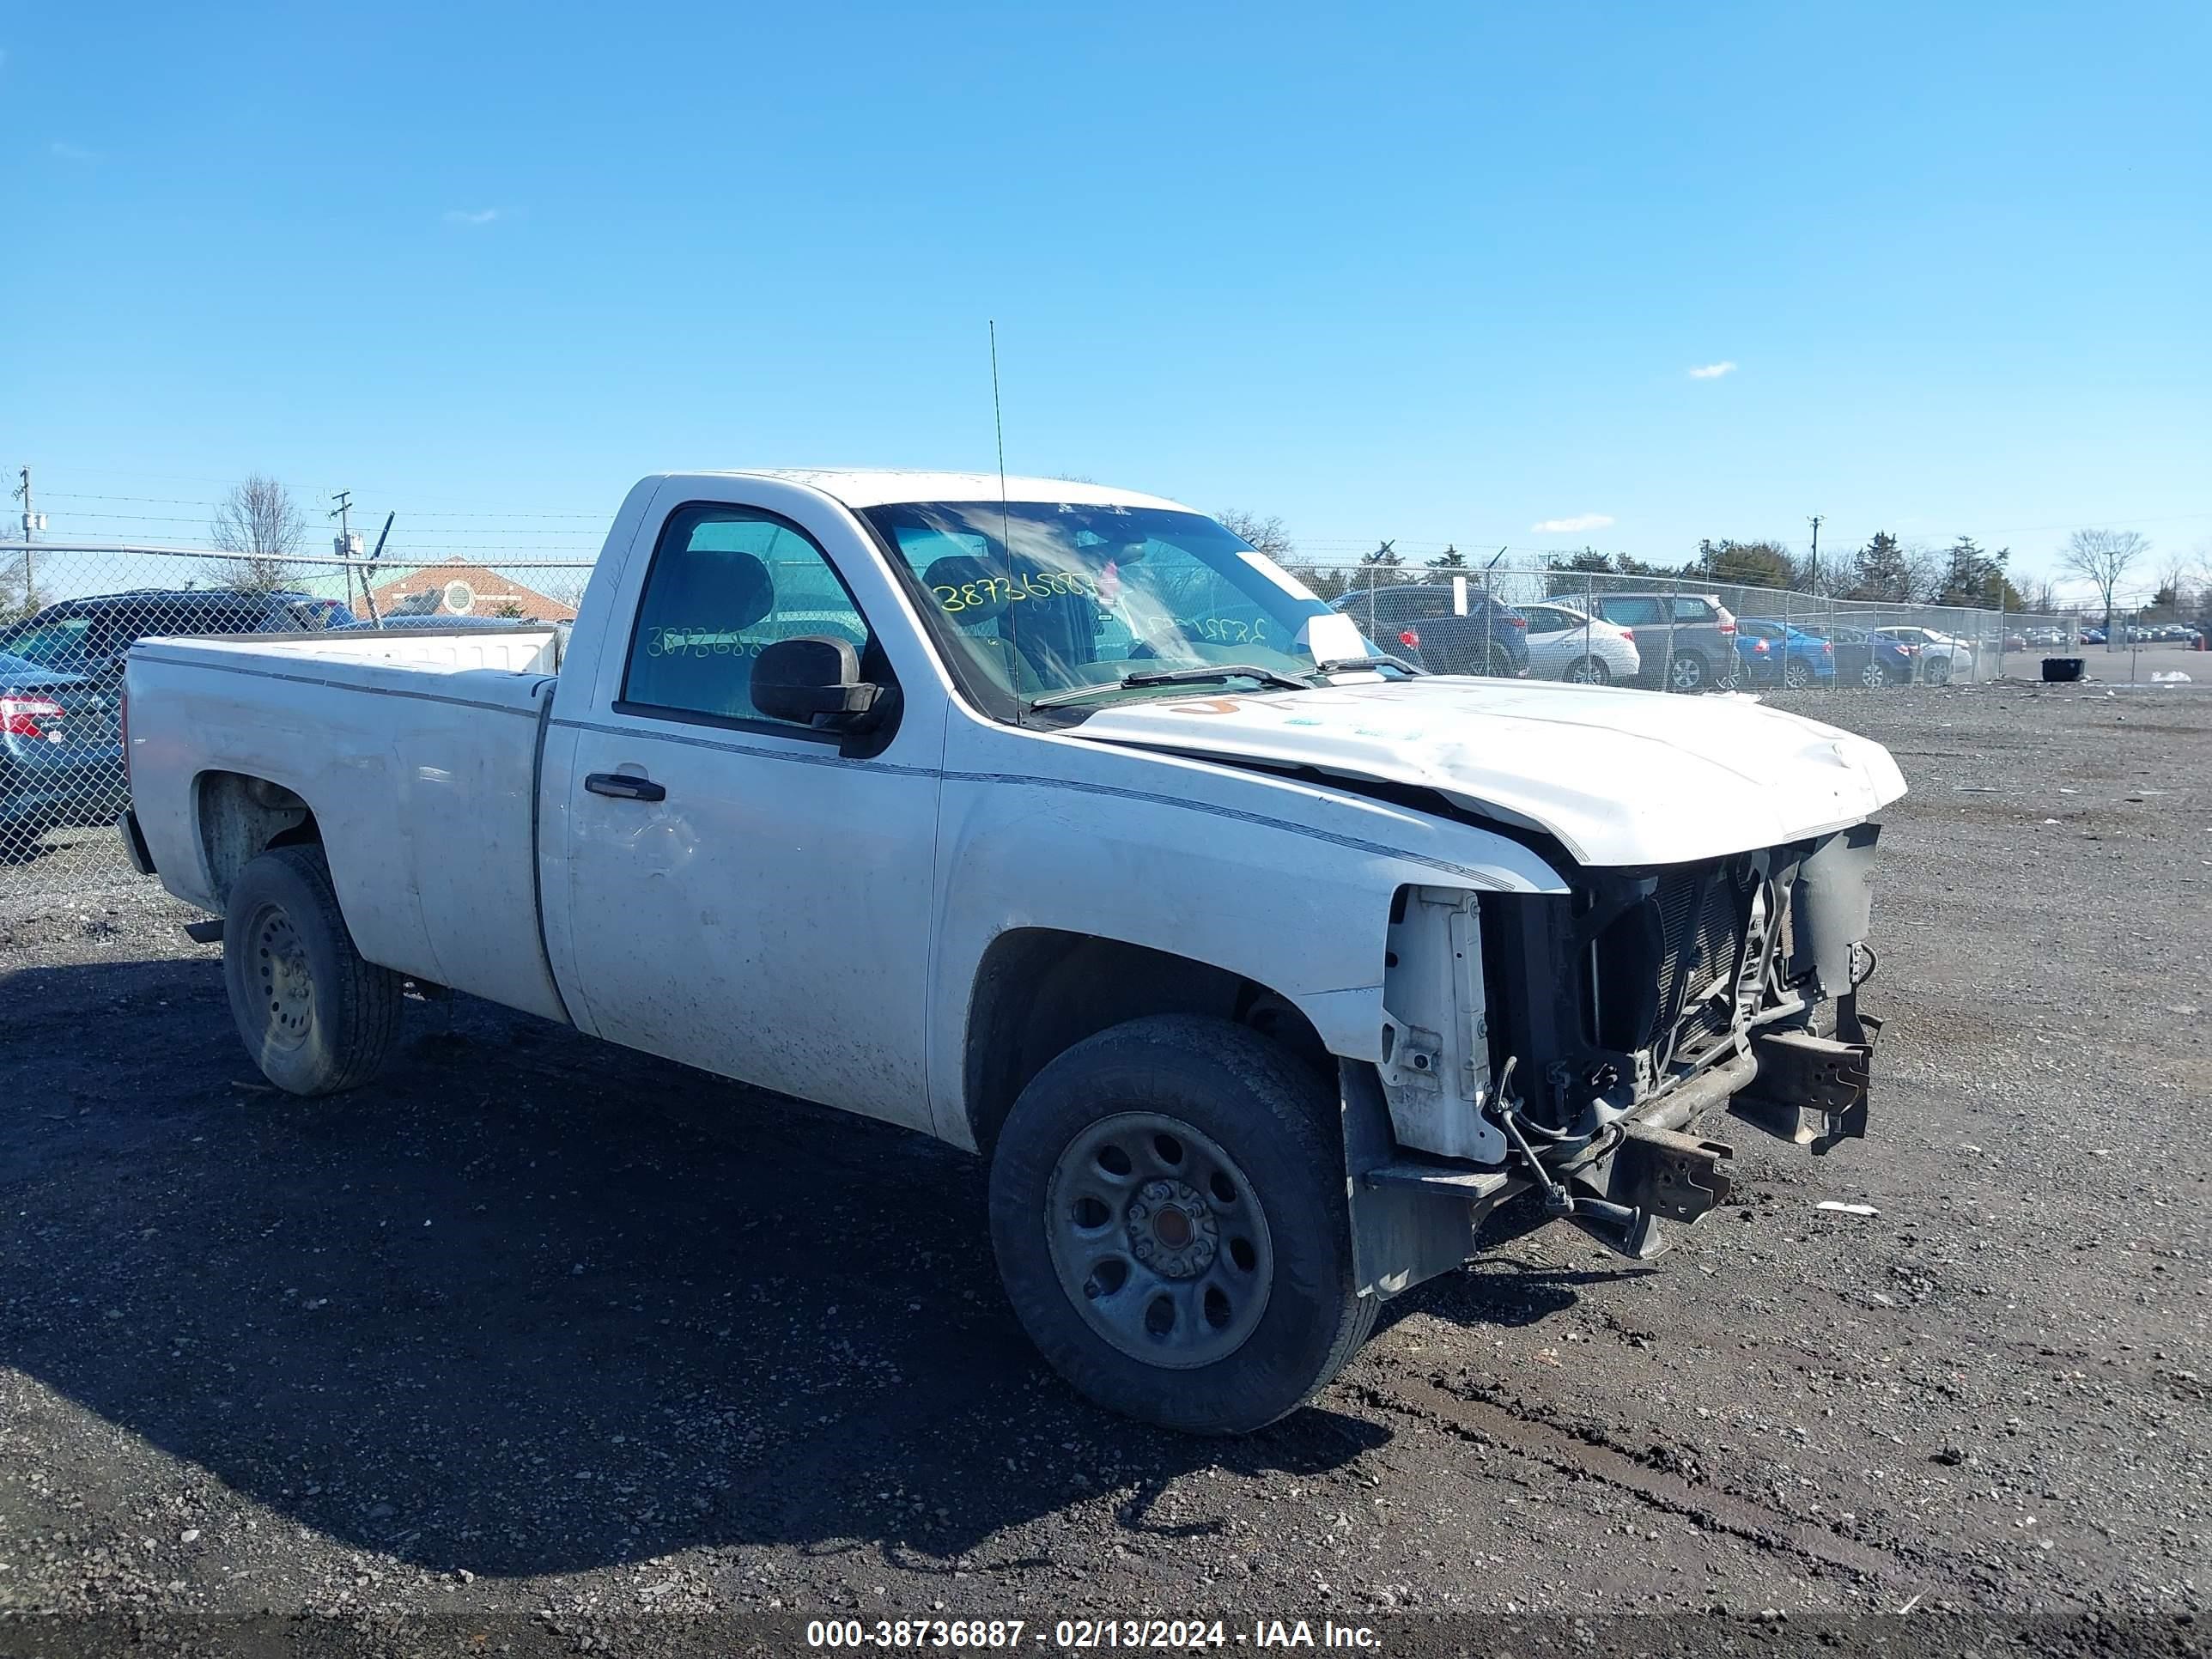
[1346,1007,1884,1285]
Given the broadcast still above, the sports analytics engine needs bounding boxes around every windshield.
[862,501,1390,716]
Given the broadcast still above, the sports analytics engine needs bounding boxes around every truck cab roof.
[666,469,1192,514]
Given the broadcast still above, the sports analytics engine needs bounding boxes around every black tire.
[223,844,402,1097]
[1858,659,1888,689]
[1924,656,1952,685]
[1565,655,1609,685]
[1782,660,1814,690]
[988,1015,1374,1435]
[1484,645,1514,678]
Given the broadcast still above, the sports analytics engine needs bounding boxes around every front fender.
[924,720,1568,1147]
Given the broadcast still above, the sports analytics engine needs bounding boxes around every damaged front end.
[1346,823,1885,1296]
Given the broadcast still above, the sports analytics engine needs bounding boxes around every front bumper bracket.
[1731,1024,1879,1153]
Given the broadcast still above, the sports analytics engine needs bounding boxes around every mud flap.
[1341,1060,1522,1299]
[1733,1024,1878,1154]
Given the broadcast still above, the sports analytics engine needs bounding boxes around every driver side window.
[622,505,878,728]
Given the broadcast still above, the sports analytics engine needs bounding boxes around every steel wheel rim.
[251,902,313,1052]
[1861,661,1885,687]
[1784,662,1811,689]
[1671,655,1703,690]
[1045,1111,1274,1370]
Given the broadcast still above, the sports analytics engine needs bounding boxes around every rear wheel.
[223,845,402,1097]
[1859,659,1888,688]
[1668,652,1709,692]
[988,1015,1373,1434]
[1782,660,1814,690]
[1564,655,1610,685]
[1485,645,1514,678]
[1925,656,1953,685]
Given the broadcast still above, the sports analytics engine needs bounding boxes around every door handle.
[584,771,665,803]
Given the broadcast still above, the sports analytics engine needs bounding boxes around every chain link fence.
[1285,554,2196,695]
[0,542,592,869]
[0,538,2197,872]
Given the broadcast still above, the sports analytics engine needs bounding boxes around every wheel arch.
[194,769,325,911]
[958,928,1330,1158]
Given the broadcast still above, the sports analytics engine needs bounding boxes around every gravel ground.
[0,684,2204,1658]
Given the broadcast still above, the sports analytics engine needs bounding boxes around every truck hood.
[1065,678,1907,867]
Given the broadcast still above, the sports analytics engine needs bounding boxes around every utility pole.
[11,465,45,611]
[331,489,360,614]
[1807,514,1824,594]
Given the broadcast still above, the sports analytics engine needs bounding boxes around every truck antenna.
[991,319,1019,726]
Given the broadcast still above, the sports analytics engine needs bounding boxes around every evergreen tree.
[1848,532,1916,601]
[1695,538,1796,592]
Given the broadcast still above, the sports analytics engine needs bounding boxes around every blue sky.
[4,1,2207,592]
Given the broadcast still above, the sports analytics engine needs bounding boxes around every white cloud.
[1687,360,1737,380]
[442,207,502,226]
[51,139,95,162]
[1530,513,1615,535]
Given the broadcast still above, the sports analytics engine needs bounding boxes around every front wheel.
[988,1016,1373,1434]
[1564,655,1610,685]
[223,844,403,1096]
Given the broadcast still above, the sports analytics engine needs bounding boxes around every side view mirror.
[750,636,884,731]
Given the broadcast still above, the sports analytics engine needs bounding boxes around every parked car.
[118,467,1903,1436]
[1329,582,1529,677]
[2081,627,2106,645]
[1734,618,1835,689]
[0,649,125,854]
[1872,625,1973,684]
[0,589,356,689]
[1582,592,1738,692]
[1817,625,1919,687]
[1513,603,1640,685]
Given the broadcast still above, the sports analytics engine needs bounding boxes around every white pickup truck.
[119,469,1905,1433]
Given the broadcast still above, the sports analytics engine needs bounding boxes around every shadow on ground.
[0,955,1388,1579]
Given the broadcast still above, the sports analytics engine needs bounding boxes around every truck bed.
[125,627,570,1022]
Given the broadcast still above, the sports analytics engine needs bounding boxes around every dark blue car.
[1813,625,1918,688]
[0,650,125,856]
[1329,583,1530,677]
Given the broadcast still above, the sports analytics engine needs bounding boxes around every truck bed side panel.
[126,637,569,1023]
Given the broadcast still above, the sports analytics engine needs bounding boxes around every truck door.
[550,501,941,1131]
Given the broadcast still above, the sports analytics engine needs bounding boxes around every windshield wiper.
[1310,653,1423,678]
[1029,663,1315,711]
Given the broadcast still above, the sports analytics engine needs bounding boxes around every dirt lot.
[1,684,2205,1657]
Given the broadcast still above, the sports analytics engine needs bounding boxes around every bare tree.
[207,473,306,592]
[2059,528,2149,638]
[1214,508,1293,561]
[2150,553,2202,619]
[0,557,45,622]
[2024,576,2060,615]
